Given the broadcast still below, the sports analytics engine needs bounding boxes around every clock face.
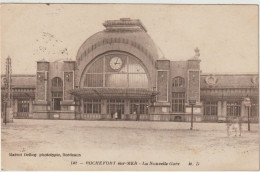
[110,57,123,70]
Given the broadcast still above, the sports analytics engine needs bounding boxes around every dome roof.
[76,18,160,63]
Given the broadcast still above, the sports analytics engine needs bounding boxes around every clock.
[110,57,123,70]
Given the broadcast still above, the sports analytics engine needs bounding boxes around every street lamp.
[244,96,251,131]
[189,99,196,130]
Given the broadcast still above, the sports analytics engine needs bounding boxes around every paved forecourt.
[1,119,259,171]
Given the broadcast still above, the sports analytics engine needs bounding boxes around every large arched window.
[83,53,149,88]
[172,76,185,87]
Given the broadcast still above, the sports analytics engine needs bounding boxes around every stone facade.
[1,18,259,122]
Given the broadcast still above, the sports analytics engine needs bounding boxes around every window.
[18,100,29,112]
[52,77,63,87]
[83,53,149,88]
[107,99,124,115]
[52,92,63,98]
[172,77,185,87]
[52,77,63,110]
[83,99,101,114]
[227,101,241,116]
[250,102,259,117]
[130,99,149,114]
[172,92,185,112]
[204,102,218,116]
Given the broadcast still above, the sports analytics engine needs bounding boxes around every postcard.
[1,3,259,171]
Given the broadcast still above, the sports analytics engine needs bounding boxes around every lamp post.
[244,96,251,131]
[189,99,196,130]
[3,57,13,124]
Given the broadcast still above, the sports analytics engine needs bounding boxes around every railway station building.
[1,18,259,122]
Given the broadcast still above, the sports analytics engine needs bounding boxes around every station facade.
[1,18,259,122]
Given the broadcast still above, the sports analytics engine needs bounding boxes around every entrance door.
[17,100,29,118]
[53,98,62,110]
[52,91,63,110]
[107,99,124,119]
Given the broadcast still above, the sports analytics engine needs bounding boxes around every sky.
[1,4,258,74]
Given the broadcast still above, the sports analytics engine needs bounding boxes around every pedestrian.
[136,113,139,121]
[226,116,242,137]
[233,117,239,136]
[226,116,233,137]
[238,116,242,136]
[133,111,136,121]
[232,116,242,136]
[114,111,118,120]
[118,110,121,120]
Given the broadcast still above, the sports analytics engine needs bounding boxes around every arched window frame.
[172,76,185,87]
[83,53,149,88]
[52,77,63,87]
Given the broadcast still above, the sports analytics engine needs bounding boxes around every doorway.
[52,92,63,110]
[53,98,62,110]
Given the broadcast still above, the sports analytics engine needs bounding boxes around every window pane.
[172,77,185,87]
[84,99,101,114]
[93,104,99,113]
[18,100,29,112]
[86,104,92,113]
[87,58,103,73]
[129,74,148,88]
[105,74,127,87]
[172,92,185,112]
[204,101,218,116]
[52,77,63,87]
[85,74,103,87]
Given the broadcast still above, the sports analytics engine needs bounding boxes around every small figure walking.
[226,116,232,137]
[114,111,118,120]
[136,113,140,121]
[226,116,242,137]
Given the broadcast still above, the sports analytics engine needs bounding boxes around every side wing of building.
[1,74,35,118]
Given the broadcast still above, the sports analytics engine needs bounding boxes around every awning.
[1,90,35,98]
[69,88,158,99]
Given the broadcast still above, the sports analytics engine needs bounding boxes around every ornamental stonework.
[251,76,259,85]
[205,74,217,86]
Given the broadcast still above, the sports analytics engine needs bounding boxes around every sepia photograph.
[1,3,259,171]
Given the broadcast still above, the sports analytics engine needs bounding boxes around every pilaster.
[217,101,222,116]
[101,99,107,114]
[80,98,84,119]
[222,101,227,117]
